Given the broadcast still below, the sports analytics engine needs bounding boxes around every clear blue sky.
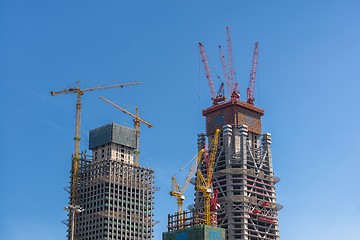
[1,0,360,239]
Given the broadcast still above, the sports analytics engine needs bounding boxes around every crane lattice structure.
[170,149,205,216]
[196,129,220,225]
[225,26,240,101]
[50,80,140,240]
[199,43,226,105]
[99,96,153,166]
[247,42,259,105]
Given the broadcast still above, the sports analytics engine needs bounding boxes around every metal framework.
[247,42,259,105]
[170,149,204,216]
[76,156,155,240]
[195,129,220,225]
[167,209,201,232]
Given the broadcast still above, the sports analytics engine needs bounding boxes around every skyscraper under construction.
[194,100,281,240]
[76,123,155,240]
[193,28,281,239]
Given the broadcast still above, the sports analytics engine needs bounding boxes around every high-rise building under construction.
[195,100,281,240]
[76,123,155,240]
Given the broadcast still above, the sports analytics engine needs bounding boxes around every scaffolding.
[167,209,203,232]
[76,157,155,240]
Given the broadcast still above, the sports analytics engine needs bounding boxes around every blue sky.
[1,0,360,239]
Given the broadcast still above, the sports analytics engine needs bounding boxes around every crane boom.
[247,42,259,105]
[199,43,226,105]
[99,96,153,128]
[226,27,237,93]
[99,96,153,166]
[219,45,230,95]
[180,149,205,195]
[170,149,205,217]
[50,81,141,96]
[226,26,240,101]
[196,129,220,225]
[50,80,140,240]
[199,42,216,99]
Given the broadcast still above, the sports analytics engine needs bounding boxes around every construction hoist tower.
[195,100,281,240]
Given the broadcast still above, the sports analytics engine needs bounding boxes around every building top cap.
[202,100,264,116]
[89,122,136,150]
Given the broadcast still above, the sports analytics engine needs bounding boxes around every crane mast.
[247,42,259,105]
[99,96,153,166]
[50,80,141,240]
[196,129,220,225]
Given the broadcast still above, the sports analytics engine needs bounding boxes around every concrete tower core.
[195,100,281,240]
[75,123,155,240]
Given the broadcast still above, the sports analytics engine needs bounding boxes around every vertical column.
[222,124,232,165]
[262,133,273,172]
[262,133,279,239]
[233,125,240,154]
[222,125,233,238]
[239,125,248,167]
[239,125,249,240]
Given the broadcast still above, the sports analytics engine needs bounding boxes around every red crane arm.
[247,42,259,105]
[226,26,238,96]
[199,42,216,99]
[219,45,231,96]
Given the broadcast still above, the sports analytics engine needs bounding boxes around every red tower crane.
[226,26,240,102]
[219,45,229,93]
[247,42,259,105]
[199,42,226,105]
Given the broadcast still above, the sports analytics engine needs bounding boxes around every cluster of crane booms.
[194,124,281,240]
[198,26,259,106]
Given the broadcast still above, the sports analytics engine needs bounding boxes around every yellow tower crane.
[170,149,205,216]
[196,129,220,225]
[50,80,140,239]
[99,96,153,166]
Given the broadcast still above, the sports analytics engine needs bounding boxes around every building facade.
[75,123,155,240]
[195,101,281,240]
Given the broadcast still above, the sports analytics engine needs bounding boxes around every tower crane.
[199,43,226,105]
[196,129,220,225]
[98,96,153,166]
[219,45,229,90]
[170,149,205,219]
[50,80,140,239]
[226,26,240,102]
[247,42,259,105]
